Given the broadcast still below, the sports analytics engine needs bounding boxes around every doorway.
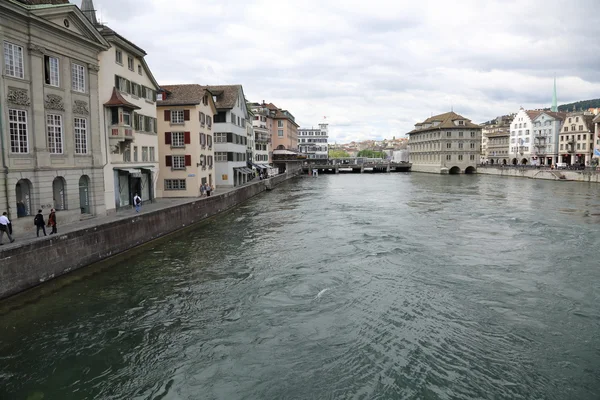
[79,175,90,214]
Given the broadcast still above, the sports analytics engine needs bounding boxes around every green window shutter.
[141,86,146,99]
[133,112,139,130]
[152,90,156,102]
[126,79,131,94]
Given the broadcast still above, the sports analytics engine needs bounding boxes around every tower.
[551,76,558,112]
[81,0,98,25]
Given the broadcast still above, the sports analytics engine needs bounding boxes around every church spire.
[81,0,98,26]
[551,75,558,112]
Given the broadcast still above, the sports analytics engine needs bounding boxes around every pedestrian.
[200,184,206,197]
[133,193,142,213]
[0,212,15,245]
[206,183,212,197]
[34,209,47,237]
[47,208,57,235]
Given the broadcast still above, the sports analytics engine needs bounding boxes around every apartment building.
[558,112,595,165]
[482,115,512,165]
[248,102,273,170]
[531,111,565,166]
[299,123,329,159]
[263,103,298,152]
[156,84,216,197]
[1,0,109,232]
[407,111,482,174]
[204,85,253,187]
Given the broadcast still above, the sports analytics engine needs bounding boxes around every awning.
[235,167,253,175]
[116,168,142,175]
[243,167,254,174]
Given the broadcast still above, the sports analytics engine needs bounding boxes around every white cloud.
[84,0,600,142]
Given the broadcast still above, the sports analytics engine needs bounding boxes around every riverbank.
[477,166,600,182]
[0,172,295,301]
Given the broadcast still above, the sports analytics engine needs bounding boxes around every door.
[79,175,90,214]
[130,177,142,205]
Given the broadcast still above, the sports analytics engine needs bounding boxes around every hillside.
[557,98,600,112]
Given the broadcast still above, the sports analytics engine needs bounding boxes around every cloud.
[82,0,600,142]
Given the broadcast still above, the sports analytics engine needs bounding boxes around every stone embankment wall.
[477,167,600,183]
[0,173,293,300]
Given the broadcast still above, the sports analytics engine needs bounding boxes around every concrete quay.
[0,173,295,301]
[476,166,600,183]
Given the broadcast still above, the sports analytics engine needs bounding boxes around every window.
[133,146,138,162]
[132,83,141,97]
[231,113,236,124]
[579,125,583,131]
[123,148,131,162]
[458,155,463,161]
[149,147,155,161]
[127,56,134,71]
[576,117,579,122]
[172,155,185,169]
[215,152,227,162]
[470,142,475,149]
[458,143,463,149]
[446,132,451,137]
[115,49,123,64]
[459,132,463,137]
[44,56,60,87]
[583,134,587,140]
[47,114,63,154]
[278,129,284,137]
[138,65,143,75]
[115,76,130,93]
[471,132,476,138]
[200,112,206,126]
[214,132,227,143]
[470,155,475,161]
[72,63,86,92]
[278,120,284,128]
[123,111,131,126]
[207,115,212,129]
[171,110,184,124]
[165,179,186,190]
[74,117,88,154]
[8,109,28,153]
[144,87,155,102]
[582,143,586,150]
[4,42,24,79]
[446,143,451,149]
[142,146,148,161]
[564,127,569,132]
[446,155,451,160]
[200,132,206,146]
[172,132,185,147]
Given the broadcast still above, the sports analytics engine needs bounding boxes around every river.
[1,174,600,400]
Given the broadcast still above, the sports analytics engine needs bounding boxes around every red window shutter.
[164,110,171,121]
[184,110,190,121]
[165,155,172,167]
[184,132,191,144]
[165,132,172,145]
[185,155,191,166]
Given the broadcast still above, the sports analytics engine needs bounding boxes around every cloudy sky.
[80,0,600,143]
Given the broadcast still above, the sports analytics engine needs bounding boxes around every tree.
[328,149,350,158]
[357,150,385,158]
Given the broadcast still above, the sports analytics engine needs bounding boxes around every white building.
[1,0,109,232]
[531,111,565,166]
[508,109,541,165]
[205,85,253,187]
[298,123,329,159]
[249,103,272,167]
[81,0,160,212]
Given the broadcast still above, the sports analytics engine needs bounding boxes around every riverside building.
[81,0,161,212]
[298,123,329,160]
[481,115,512,165]
[204,85,253,187]
[249,102,273,166]
[156,85,216,197]
[558,111,596,165]
[407,111,482,174]
[1,0,109,232]
[531,111,565,166]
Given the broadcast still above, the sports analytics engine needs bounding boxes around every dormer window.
[458,120,464,125]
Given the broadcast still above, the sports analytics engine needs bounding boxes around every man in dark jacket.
[34,209,46,237]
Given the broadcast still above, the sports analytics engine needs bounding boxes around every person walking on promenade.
[206,183,212,197]
[34,209,47,237]
[200,184,206,197]
[47,209,57,235]
[133,193,142,213]
[0,212,15,245]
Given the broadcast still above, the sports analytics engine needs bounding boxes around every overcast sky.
[81,0,600,143]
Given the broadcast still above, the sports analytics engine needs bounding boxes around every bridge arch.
[449,166,461,174]
[465,166,476,174]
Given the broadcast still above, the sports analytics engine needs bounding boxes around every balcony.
[109,125,134,146]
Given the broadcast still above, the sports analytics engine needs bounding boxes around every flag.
[595,148,600,156]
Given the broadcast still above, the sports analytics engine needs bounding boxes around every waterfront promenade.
[476,164,600,182]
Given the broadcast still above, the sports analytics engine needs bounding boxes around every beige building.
[482,115,512,165]
[407,111,482,174]
[263,102,298,151]
[1,0,109,232]
[249,102,273,165]
[558,112,595,165]
[594,114,600,164]
[80,0,161,212]
[156,85,216,197]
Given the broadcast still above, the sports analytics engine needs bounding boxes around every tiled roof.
[593,113,600,123]
[407,111,481,134]
[14,0,69,4]
[204,85,243,109]
[104,88,140,110]
[525,111,542,120]
[159,84,206,106]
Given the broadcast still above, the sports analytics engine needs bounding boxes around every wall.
[477,167,600,183]
[0,172,297,301]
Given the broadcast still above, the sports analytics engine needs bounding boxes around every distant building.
[156,84,217,197]
[594,114,600,163]
[248,102,273,166]
[558,112,595,165]
[406,111,482,174]
[482,115,512,165]
[508,109,541,165]
[264,103,298,152]
[298,123,329,159]
[531,111,565,166]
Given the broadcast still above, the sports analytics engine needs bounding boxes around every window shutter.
[153,118,157,133]
[185,155,191,166]
[165,155,172,167]
[141,86,146,98]
[164,110,171,122]
[133,112,139,130]
[184,110,190,121]
[152,90,156,102]
[126,79,131,94]
[165,132,172,145]
[184,132,191,144]
[44,56,50,85]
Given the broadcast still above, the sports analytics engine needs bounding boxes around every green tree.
[357,150,385,158]
[328,149,350,158]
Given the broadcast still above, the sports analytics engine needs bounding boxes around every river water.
[1,174,600,400]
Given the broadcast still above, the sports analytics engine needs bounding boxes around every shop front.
[114,167,155,209]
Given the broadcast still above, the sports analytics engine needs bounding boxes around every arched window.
[53,176,67,210]
[15,179,33,217]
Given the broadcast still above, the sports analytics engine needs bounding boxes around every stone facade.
[557,112,595,165]
[407,111,482,174]
[0,1,109,233]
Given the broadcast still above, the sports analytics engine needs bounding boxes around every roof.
[204,85,243,109]
[593,114,600,123]
[525,111,542,120]
[104,88,140,110]
[158,84,208,106]
[407,111,481,134]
